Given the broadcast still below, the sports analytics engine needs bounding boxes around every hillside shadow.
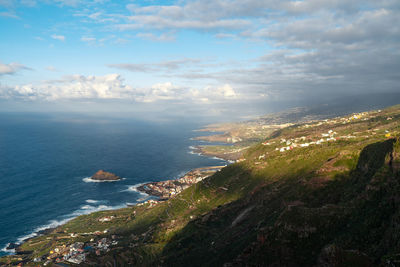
[158,138,399,266]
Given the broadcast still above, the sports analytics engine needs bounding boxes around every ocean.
[0,113,226,255]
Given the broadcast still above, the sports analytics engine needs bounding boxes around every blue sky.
[1,0,399,118]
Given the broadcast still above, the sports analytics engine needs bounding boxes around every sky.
[0,0,399,119]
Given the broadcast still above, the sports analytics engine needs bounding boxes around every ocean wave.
[188,150,202,156]
[173,170,189,180]
[82,177,125,183]
[85,199,100,204]
[1,243,15,255]
[211,156,227,161]
[13,218,72,246]
[125,182,149,195]
[123,183,152,202]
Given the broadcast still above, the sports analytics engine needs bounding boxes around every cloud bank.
[0,0,399,116]
[0,74,239,105]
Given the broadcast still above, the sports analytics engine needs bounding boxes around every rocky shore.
[91,170,120,181]
[5,227,56,255]
[137,166,225,199]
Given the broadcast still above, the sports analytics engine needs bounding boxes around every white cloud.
[1,0,399,107]
[136,32,175,42]
[0,73,239,106]
[0,62,30,75]
[215,33,237,39]
[108,58,201,73]
[51,34,65,41]
[216,84,237,98]
[192,84,238,102]
[20,0,36,7]
[81,36,96,42]
[0,74,132,100]
[136,82,185,102]
[0,11,19,18]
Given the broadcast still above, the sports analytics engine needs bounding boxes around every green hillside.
[2,105,400,266]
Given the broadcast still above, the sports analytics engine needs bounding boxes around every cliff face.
[91,170,120,181]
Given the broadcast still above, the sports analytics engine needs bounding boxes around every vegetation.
[2,105,400,266]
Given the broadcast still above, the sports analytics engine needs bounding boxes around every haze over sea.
[0,113,226,256]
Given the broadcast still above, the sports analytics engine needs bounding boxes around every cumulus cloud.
[0,74,132,100]
[136,82,185,102]
[190,84,239,103]
[216,84,237,98]
[0,73,238,105]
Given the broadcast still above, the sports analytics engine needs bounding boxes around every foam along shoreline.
[188,146,235,164]
[1,202,128,255]
[85,199,103,204]
[2,142,230,256]
[83,177,126,183]
[2,176,155,256]
[123,182,154,204]
[2,179,157,256]
[1,170,230,257]
[188,145,232,161]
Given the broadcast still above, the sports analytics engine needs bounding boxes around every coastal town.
[31,234,118,265]
[137,166,224,199]
[193,110,388,162]
[269,110,393,154]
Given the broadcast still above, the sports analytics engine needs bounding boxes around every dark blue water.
[0,113,225,255]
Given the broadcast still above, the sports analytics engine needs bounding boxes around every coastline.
[0,126,232,260]
[1,165,227,257]
[2,164,230,257]
[190,145,241,162]
[1,201,130,256]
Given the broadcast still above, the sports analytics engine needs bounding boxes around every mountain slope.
[1,105,400,266]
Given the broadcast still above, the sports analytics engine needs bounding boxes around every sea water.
[0,113,226,255]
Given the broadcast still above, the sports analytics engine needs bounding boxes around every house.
[98,216,114,222]
[70,242,84,251]
[67,254,85,264]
